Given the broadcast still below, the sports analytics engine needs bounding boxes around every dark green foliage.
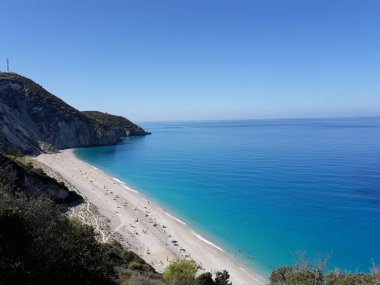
[82,111,151,136]
[0,194,115,285]
[0,154,82,204]
[0,156,165,285]
[128,276,165,285]
[214,270,232,285]
[102,241,162,284]
[104,241,157,272]
[0,209,33,282]
[0,192,164,285]
[196,272,214,285]
[172,280,196,285]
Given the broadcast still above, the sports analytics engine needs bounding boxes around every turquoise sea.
[75,118,380,277]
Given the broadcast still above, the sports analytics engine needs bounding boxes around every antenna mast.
[6,58,9,72]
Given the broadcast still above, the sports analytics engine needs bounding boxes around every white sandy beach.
[34,149,266,285]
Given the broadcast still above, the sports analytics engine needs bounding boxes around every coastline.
[34,149,266,285]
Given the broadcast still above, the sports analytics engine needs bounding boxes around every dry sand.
[34,149,266,285]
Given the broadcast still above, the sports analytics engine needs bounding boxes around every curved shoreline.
[35,149,267,285]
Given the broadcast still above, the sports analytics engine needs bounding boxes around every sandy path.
[34,149,266,285]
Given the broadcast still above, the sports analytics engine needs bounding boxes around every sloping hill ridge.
[0,72,149,154]
[82,111,151,137]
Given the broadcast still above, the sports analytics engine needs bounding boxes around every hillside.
[82,111,151,137]
[0,154,82,204]
[0,156,161,285]
[0,73,149,155]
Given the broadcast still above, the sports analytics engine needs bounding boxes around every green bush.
[0,194,115,285]
[285,270,323,285]
[196,272,214,285]
[214,270,232,285]
[127,276,165,285]
[163,260,198,284]
[270,267,293,285]
[269,263,380,285]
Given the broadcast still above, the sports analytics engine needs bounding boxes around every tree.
[163,260,198,283]
[196,272,214,285]
[285,270,321,285]
[270,267,293,285]
[214,270,231,285]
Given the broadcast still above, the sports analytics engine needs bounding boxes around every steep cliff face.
[0,73,148,154]
[0,154,82,204]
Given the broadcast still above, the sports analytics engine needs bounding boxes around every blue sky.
[1,0,379,121]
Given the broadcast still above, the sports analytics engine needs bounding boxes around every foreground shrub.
[196,272,214,285]
[163,260,198,283]
[269,253,380,285]
[214,270,232,285]
[127,275,165,285]
[0,194,115,285]
[270,267,293,285]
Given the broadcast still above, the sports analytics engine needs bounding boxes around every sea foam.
[191,232,225,252]
[165,212,187,225]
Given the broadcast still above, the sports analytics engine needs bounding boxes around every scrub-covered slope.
[82,111,150,137]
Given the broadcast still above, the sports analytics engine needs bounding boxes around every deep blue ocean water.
[75,118,380,277]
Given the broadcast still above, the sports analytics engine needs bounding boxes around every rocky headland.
[0,72,150,155]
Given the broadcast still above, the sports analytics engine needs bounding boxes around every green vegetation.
[1,150,379,285]
[0,192,167,285]
[0,157,225,285]
[195,273,214,285]
[162,260,232,285]
[270,267,380,285]
[269,253,380,285]
[83,111,151,136]
[214,271,232,285]
[163,260,198,283]
[0,154,81,204]
[0,161,163,285]
[0,194,115,285]
[0,72,80,121]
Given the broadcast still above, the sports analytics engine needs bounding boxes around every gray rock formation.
[0,72,149,154]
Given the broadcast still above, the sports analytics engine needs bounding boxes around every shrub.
[129,262,144,271]
[214,270,232,285]
[127,275,165,285]
[163,260,198,283]
[0,194,115,285]
[270,267,293,285]
[196,272,214,285]
[285,270,322,285]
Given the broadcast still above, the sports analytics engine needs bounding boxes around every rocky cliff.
[0,154,82,204]
[0,72,149,154]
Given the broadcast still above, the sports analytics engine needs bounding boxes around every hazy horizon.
[1,0,379,121]
[135,115,380,124]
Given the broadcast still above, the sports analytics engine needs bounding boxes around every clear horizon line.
[136,115,380,124]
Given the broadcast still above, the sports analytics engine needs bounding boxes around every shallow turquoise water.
[75,118,380,276]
